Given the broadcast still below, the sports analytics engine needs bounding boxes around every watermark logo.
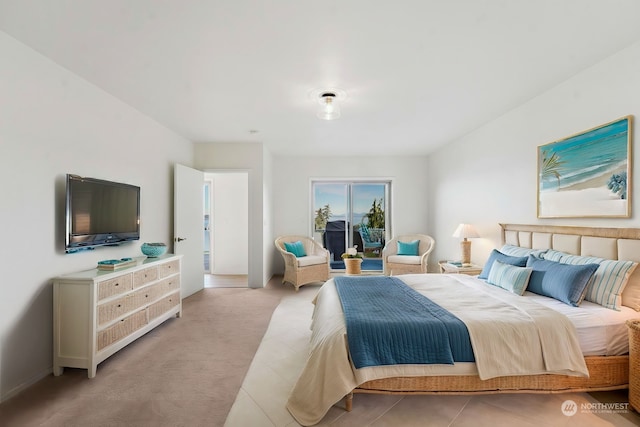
[561,400,629,416]
[561,400,577,416]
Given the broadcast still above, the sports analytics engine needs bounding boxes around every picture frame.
[537,116,632,218]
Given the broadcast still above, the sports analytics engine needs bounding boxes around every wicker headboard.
[499,223,640,310]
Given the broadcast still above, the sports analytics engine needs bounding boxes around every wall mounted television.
[65,174,140,253]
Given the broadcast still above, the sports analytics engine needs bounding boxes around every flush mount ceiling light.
[318,92,340,120]
[311,88,347,120]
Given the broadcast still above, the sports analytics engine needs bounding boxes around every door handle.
[175,237,187,242]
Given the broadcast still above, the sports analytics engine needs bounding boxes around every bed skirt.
[345,355,629,411]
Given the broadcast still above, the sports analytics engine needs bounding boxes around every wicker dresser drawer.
[97,274,133,300]
[156,276,180,295]
[133,267,158,288]
[130,285,161,308]
[158,260,180,278]
[148,292,180,320]
[96,309,147,351]
[97,295,134,326]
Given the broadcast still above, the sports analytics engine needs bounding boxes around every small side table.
[627,319,640,411]
[439,262,482,276]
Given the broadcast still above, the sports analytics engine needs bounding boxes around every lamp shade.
[452,224,480,240]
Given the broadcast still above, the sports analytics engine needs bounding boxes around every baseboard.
[1,367,52,403]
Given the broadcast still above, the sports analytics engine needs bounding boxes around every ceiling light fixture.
[318,92,340,120]
[311,88,346,121]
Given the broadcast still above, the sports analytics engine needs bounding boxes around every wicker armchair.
[383,234,435,275]
[275,235,330,291]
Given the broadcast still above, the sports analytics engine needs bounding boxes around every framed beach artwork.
[537,115,632,218]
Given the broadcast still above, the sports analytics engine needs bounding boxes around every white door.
[174,163,204,298]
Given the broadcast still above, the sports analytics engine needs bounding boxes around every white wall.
[427,40,640,267]
[207,172,248,274]
[270,155,430,275]
[0,32,193,401]
[193,143,264,288]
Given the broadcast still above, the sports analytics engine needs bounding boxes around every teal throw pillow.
[397,240,419,256]
[284,240,307,257]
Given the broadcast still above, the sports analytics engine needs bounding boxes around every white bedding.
[525,289,636,355]
[287,273,610,426]
[429,274,636,356]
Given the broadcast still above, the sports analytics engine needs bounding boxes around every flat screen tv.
[65,174,140,253]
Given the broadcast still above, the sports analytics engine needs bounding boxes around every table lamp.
[452,224,480,266]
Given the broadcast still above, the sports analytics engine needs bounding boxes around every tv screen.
[65,174,140,252]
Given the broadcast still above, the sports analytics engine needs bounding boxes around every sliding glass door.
[312,180,390,268]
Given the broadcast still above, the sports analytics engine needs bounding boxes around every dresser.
[53,254,182,378]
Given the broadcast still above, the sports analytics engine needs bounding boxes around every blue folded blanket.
[334,275,474,368]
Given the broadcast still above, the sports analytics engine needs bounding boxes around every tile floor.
[224,284,640,427]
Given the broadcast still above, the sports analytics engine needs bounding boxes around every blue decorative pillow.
[526,255,599,306]
[487,260,533,295]
[552,253,637,311]
[397,240,419,256]
[284,240,307,257]
[478,249,528,280]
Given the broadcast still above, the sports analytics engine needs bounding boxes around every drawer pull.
[117,304,121,308]
[115,283,119,287]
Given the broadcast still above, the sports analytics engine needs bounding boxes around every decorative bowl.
[141,242,167,257]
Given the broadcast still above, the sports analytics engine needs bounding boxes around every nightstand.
[439,261,482,276]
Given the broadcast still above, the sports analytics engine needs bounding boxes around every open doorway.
[204,171,249,288]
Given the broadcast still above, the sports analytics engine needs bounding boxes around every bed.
[286,224,640,426]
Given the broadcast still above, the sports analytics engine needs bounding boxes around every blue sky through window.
[314,182,385,223]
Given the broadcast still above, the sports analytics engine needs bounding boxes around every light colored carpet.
[225,284,640,427]
[0,285,286,427]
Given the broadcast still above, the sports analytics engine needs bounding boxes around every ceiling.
[2,1,640,156]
